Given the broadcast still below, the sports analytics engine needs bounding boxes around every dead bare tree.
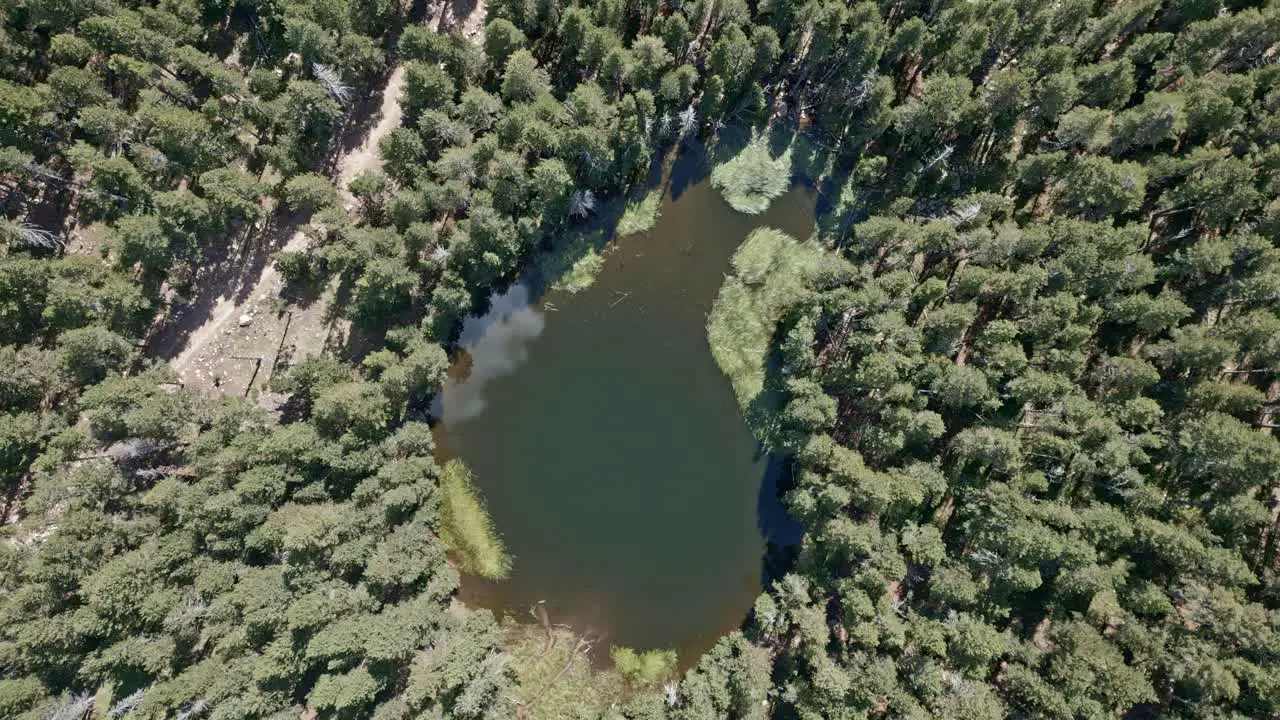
[0,219,64,249]
[47,694,94,720]
[678,104,698,141]
[569,189,596,219]
[313,63,354,107]
[108,689,146,718]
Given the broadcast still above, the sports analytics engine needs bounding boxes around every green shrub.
[274,249,320,286]
[282,172,340,212]
[610,646,678,684]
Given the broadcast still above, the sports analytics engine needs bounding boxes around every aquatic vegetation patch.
[707,227,834,410]
[711,134,793,215]
[439,459,512,580]
[616,189,663,236]
[536,224,611,294]
[550,248,605,293]
[610,646,678,685]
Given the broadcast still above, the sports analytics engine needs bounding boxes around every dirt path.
[338,64,407,204]
[165,65,408,397]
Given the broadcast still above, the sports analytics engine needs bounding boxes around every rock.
[238,313,254,327]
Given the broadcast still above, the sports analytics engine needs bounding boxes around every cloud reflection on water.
[437,284,545,425]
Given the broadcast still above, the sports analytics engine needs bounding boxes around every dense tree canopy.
[2,0,1279,718]
[692,2,1280,719]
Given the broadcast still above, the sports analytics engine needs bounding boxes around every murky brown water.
[435,170,814,665]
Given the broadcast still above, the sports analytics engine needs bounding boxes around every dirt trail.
[167,65,408,397]
[339,65,407,203]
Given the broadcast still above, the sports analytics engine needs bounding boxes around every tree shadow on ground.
[144,210,305,361]
[321,63,401,178]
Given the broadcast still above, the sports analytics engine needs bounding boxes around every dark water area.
[434,176,814,665]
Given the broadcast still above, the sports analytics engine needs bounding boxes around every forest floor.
[150,0,486,401]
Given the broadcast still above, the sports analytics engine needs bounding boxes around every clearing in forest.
[156,0,488,400]
[152,65,408,398]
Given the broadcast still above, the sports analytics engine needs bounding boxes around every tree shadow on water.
[750,337,805,589]
[755,450,803,589]
[667,139,713,203]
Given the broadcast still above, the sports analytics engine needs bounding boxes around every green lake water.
[435,172,815,663]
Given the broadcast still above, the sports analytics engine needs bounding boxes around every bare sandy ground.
[166,65,408,397]
[338,65,407,204]
[460,0,488,41]
[436,0,487,37]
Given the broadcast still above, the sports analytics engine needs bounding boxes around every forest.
[1,0,1279,718]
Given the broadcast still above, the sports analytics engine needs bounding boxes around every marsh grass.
[707,228,828,409]
[533,189,635,295]
[710,133,793,215]
[532,222,609,294]
[439,459,512,580]
[616,189,663,236]
[610,646,678,684]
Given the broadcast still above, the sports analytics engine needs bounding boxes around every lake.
[435,168,815,665]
